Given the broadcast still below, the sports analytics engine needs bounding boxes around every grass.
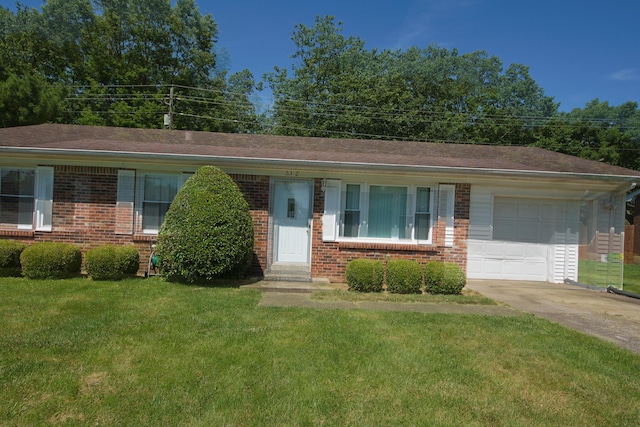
[623,263,640,294]
[311,288,497,305]
[1,277,639,425]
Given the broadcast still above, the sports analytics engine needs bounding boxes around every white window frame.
[135,171,191,234]
[338,182,435,244]
[0,166,53,231]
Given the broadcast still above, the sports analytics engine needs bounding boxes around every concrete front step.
[263,271,312,282]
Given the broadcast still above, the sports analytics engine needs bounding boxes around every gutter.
[2,145,640,184]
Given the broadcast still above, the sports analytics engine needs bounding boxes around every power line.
[60,83,640,146]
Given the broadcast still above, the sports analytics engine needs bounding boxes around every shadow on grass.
[162,274,264,289]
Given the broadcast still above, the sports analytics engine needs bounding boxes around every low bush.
[386,259,423,294]
[425,261,466,295]
[20,242,82,279]
[0,240,26,277]
[345,259,384,292]
[85,245,140,280]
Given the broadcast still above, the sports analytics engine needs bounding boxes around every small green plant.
[20,242,82,279]
[0,240,26,277]
[425,261,466,295]
[386,259,423,294]
[85,245,140,280]
[345,259,384,292]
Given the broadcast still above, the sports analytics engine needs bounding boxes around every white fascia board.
[2,146,639,188]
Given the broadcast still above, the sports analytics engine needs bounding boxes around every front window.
[368,185,408,238]
[339,183,433,243]
[0,168,35,229]
[141,173,186,233]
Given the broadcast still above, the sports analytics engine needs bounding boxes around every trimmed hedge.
[0,240,26,277]
[157,166,254,283]
[386,259,423,294]
[20,242,82,279]
[85,245,140,280]
[345,259,384,292]
[425,261,466,295]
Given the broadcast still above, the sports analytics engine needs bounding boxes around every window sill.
[133,234,158,242]
[336,240,438,252]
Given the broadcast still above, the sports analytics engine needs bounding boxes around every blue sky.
[9,0,640,112]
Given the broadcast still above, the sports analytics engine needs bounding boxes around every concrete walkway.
[466,280,640,355]
[246,279,640,355]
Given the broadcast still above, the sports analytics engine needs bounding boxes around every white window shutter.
[438,184,455,247]
[322,179,341,241]
[35,167,54,231]
[116,170,135,234]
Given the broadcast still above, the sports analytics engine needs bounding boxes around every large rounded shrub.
[425,261,466,295]
[20,242,82,279]
[0,240,26,277]
[386,259,423,294]
[345,259,384,292]
[156,166,254,283]
[85,245,140,280]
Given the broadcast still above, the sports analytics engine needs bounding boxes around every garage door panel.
[467,196,580,283]
[517,204,539,219]
[484,242,507,257]
[514,223,541,242]
[494,202,516,218]
[524,244,547,259]
[483,259,505,275]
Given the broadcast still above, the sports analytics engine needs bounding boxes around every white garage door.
[468,197,579,283]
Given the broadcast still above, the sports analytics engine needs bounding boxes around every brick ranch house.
[1,124,639,285]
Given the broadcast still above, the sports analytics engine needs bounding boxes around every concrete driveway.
[466,280,640,355]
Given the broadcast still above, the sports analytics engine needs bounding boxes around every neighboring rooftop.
[1,123,639,178]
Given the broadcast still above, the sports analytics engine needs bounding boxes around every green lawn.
[624,263,640,294]
[1,278,639,426]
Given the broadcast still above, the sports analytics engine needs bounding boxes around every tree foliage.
[266,16,640,169]
[0,0,257,131]
[265,16,558,143]
[1,7,639,170]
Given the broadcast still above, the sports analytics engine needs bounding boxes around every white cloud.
[608,68,639,81]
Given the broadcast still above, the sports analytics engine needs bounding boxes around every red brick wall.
[0,166,149,271]
[230,174,270,276]
[310,179,471,282]
[0,167,471,281]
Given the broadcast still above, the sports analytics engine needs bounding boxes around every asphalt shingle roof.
[1,123,638,178]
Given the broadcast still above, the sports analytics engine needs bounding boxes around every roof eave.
[2,146,639,185]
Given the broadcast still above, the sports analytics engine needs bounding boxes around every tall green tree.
[0,0,257,131]
[533,100,640,170]
[265,16,558,143]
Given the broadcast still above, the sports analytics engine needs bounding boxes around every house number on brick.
[285,170,300,177]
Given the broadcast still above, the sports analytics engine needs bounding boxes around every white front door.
[273,180,313,264]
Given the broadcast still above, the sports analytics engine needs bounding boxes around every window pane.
[343,211,360,237]
[0,169,35,228]
[142,202,172,231]
[143,174,181,231]
[144,175,178,202]
[1,169,35,197]
[416,187,430,213]
[368,186,407,238]
[415,213,430,240]
[345,184,360,210]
